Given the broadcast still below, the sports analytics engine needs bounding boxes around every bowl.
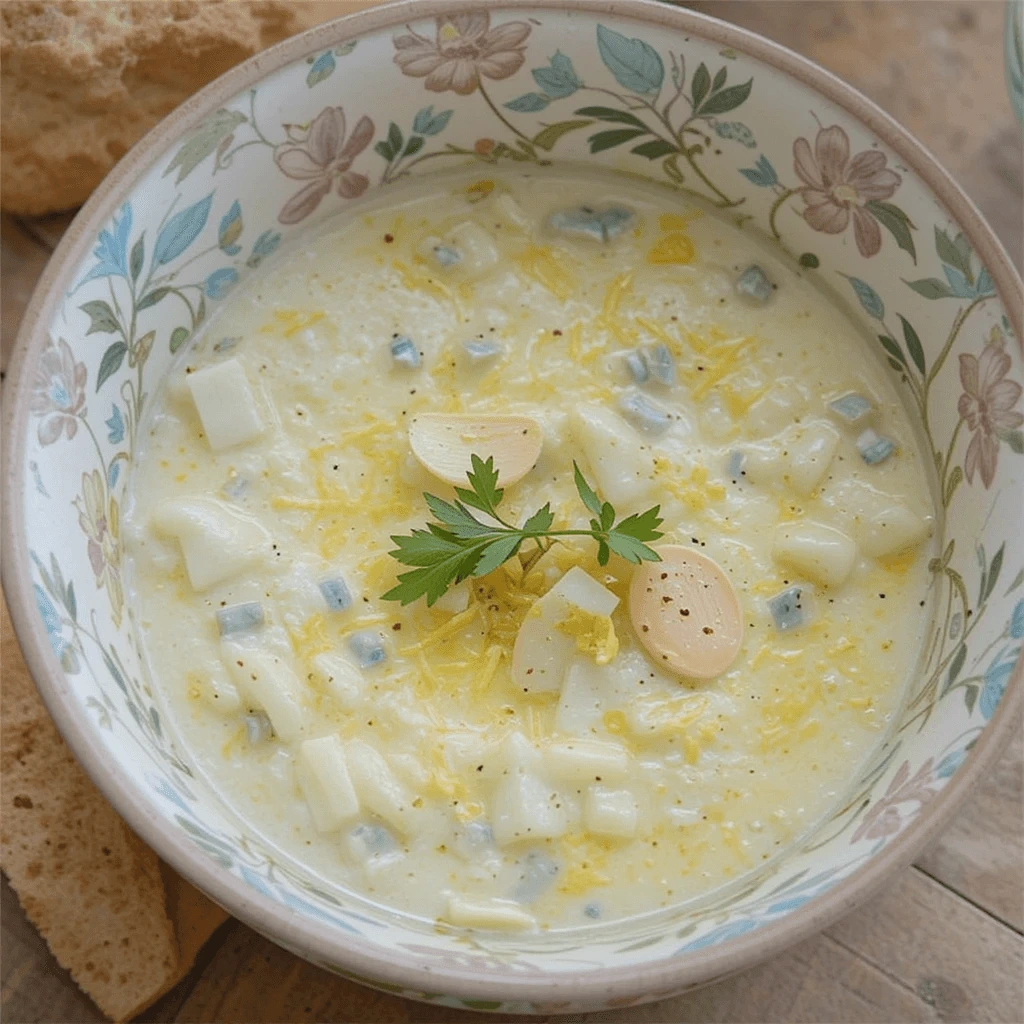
[4,0,1023,1012]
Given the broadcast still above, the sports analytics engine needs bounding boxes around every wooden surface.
[2,2,1022,1021]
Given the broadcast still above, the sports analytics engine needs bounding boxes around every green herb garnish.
[383,456,663,606]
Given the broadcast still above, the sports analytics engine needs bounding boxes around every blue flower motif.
[105,405,125,445]
[33,582,66,658]
[980,644,1019,719]
[218,200,243,256]
[739,154,778,188]
[205,267,239,299]
[75,203,133,289]
[531,50,582,98]
[412,105,454,137]
[246,230,281,269]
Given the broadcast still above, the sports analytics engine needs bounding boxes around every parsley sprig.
[383,455,663,606]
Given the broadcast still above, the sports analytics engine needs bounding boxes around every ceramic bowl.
[4,0,1023,1012]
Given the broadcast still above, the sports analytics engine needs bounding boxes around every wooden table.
[2,3,1022,1021]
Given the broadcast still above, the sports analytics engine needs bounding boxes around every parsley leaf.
[384,456,662,606]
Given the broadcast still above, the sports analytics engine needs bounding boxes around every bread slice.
[0,1,365,215]
[1,601,178,1021]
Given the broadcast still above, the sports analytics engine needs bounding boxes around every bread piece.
[1,602,178,1019]
[0,1,362,216]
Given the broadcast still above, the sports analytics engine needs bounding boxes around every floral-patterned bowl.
[3,0,1022,1012]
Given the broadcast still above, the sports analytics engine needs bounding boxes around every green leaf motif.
[402,135,425,157]
[588,127,648,153]
[878,334,907,367]
[696,79,753,117]
[865,200,916,262]
[574,105,648,128]
[944,642,967,694]
[505,92,551,113]
[531,50,582,98]
[163,109,246,184]
[943,464,963,506]
[904,277,953,300]
[170,326,190,353]
[964,683,979,714]
[129,236,145,283]
[935,226,973,281]
[137,286,170,311]
[984,542,1005,602]
[712,66,728,92]
[632,139,676,160]
[997,427,1024,454]
[96,342,128,391]
[79,299,120,335]
[532,119,593,151]
[596,24,664,95]
[898,315,926,375]
[691,63,711,109]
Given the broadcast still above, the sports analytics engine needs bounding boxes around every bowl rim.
[3,0,1023,1006]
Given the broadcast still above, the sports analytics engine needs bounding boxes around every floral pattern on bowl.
[3,2,1022,1012]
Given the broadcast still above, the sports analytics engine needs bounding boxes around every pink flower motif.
[30,337,86,446]
[393,13,530,95]
[274,107,374,225]
[851,758,937,843]
[793,125,902,258]
[76,469,124,627]
[958,328,1024,488]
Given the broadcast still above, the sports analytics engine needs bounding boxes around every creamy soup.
[125,169,935,931]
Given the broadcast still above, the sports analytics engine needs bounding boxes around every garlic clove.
[630,546,743,680]
[408,413,543,486]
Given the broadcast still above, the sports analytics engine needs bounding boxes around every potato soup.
[125,169,936,932]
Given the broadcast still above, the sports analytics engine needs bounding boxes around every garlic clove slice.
[630,546,743,680]
[408,413,543,486]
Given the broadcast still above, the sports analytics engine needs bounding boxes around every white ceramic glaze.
[3,1,1022,1012]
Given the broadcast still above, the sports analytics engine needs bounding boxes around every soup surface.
[126,168,935,931]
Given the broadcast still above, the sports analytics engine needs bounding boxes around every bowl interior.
[6,1,1023,1011]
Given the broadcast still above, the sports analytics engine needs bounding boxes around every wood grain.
[3,2,1023,1022]
[142,870,1022,1024]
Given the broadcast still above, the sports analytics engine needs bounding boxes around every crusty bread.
[1,601,179,1020]
[1,1,362,216]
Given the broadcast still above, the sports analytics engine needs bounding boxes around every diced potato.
[186,357,264,451]
[498,730,543,775]
[854,502,930,558]
[448,221,499,277]
[490,191,531,230]
[549,567,620,617]
[569,404,654,508]
[781,420,840,495]
[309,652,364,709]
[743,420,839,496]
[151,496,270,591]
[746,380,809,436]
[202,669,242,715]
[512,569,620,693]
[296,734,360,833]
[584,786,638,837]
[544,738,630,782]
[445,896,536,930]
[491,771,568,847]
[221,643,307,742]
[772,522,857,588]
[555,659,609,734]
[344,740,412,833]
